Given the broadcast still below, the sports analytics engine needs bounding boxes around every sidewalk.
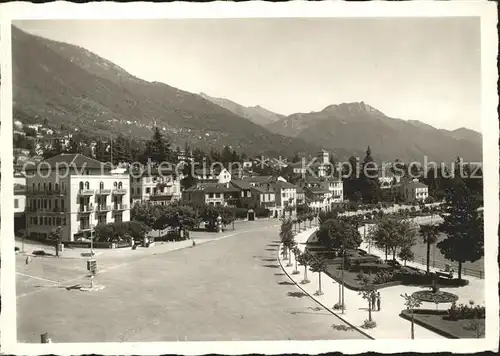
[280,227,447,339]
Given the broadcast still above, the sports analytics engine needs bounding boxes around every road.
[16,220,367,342]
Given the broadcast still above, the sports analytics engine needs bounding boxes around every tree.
[280,218,294,259]
[358,278,377,323]
[437,177,484,280]
[360,146,380,203]
[398,245,414,266]
[317,218,362,251]
[49,226,63,257]
[141,127,172,165]
[296,250,314,283]
[310,255,327,295]
[112,134,132,165]
[369,216,417,262]
[66,137,79,154]
[420,224,439,273]
[292,246,301,275]
[401,293,423,339]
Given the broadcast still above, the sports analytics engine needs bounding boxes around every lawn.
[400,310,485,339]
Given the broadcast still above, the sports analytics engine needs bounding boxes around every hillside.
[266,102,482,163]
[11,26,320,158]
[199,92,284,127]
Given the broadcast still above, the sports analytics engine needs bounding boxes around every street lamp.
[341,240,345,314]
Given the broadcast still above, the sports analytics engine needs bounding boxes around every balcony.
[113,204,128,211]
[26,188,67,196]
[78,226,92,233]
[96,205,112,212]
[78,189,95,196]
[112,189,127,195]
[261,201,276,208]
[78,205,94,214]
[26,207,66,214]
[96,189,112,196]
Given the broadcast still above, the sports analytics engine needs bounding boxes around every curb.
[276,243,375,340]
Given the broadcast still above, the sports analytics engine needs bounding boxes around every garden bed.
[400,309,485,339]
[324,263,402,291]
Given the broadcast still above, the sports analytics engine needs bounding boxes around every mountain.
[11,26,320,158]
[199,93,284,127]
[266,102,482,163]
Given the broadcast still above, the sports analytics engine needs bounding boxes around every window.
[61,182,65,191]
[38,183,41,191]
[61,200,65,210]
[43,199,48,209]
[113,182,118,189]
[14,199,19,209]
[55,183,59,192]
[48,182,52,191]
[48,200,52,209]
[209,193,214,198]
[85,182,90,190]
[99,181,104,190]
[32,183,36,192]
[79,181,84,190]
[118,182,123,189]
[43,182,47,191]
[146,187,151,194]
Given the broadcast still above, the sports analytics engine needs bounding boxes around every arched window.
[85,182,90,190]
[38,183,41,191]
[43,182,47,191]
[99,181,104,190]
[32,183,35,192]
[118,182,123,189]
[61,182,65,192]
[113,181,118,188]
[55,183,59,192]
[79,182,84,191]
[48,182,52,191]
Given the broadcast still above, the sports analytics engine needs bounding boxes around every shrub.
[254,208,270,218]
[373,270,395,284]
[32,250,46,256]
[447,301,486,320]
[232,208,248,219]
[361,319,377,329]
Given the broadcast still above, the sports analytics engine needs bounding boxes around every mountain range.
[199,92,284,127]
[12,26,482,163]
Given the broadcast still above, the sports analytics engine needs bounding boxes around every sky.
[14,18,482,131]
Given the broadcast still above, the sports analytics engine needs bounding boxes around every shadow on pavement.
[261,258,277,262]
[264,248,276,252]
[262,264,280,269]
[274,273,286,276]
[277,281,295,286]
[287,291,307,298]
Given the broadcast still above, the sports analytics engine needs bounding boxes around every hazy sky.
[15,18,481,131]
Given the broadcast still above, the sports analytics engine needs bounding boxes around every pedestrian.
[377,292,381,311]
[192,240,196,248]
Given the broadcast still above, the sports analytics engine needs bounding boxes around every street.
[16,220,367,342]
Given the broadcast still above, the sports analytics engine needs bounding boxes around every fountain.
[411,274,459,310]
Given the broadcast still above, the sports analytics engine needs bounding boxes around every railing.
[96,189,112,195]
[78,226,92,232]
[113,204,128,211]
[96,205,111,212]
[112,189,127,195]
[26,188,67,196]
[78,189,95,196]
[78,205,94,213]
[414,256,484,279]
[26,207,65,213]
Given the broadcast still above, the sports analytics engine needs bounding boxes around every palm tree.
[420,224,439,273]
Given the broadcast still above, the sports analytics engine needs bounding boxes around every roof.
[305,186,330,194]
[246,175,276,183]
[272,181,297,190]
[194,168,226,176]
[231,180,253,190]
[405,182,428,189]
[185,183,239,194]
[251,185,275,194]
[26,153,110,171]
[296,186,305,194]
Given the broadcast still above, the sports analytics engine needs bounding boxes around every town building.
[391,179,429,203]
[250,185,277,217]
[130,166,182,206]
[194,167,231,183]
[24,153,130,242]
[182,182,239,207]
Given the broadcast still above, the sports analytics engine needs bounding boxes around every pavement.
[281,222,485,339]
[16,219,368,342]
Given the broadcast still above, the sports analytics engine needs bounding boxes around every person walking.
[371,292,377,311]
[377,292,381,311]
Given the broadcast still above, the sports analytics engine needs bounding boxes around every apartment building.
[194,167,231,183]
[130,167,181,206]
[24,153,130,242]
[250,185,278,217]
[182,182,239,207]
[391,180,429,203]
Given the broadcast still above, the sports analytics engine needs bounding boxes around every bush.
[32,250,47,256]
[361,319,377,329]
[232,208,248,219]
[447,301,486,320]
[373,270,395,284]
[254,208,270,218]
